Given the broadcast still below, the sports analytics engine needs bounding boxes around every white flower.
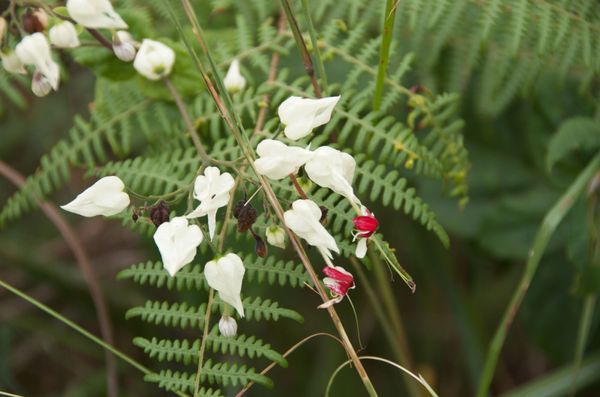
[278,95,340,140]
[133,39,175,80]
[218,315,238,337]
[31,70,52,97]
[1,51,26,74]
[254,139,314,180]
[284,199,339,262]
[153,217,203,277]
[187,167,235,240]
[49,21,80,48]
[15,33,60,91]
[305,146,359,202]
[66,0,127,29]
[204,253,245,317]
[223,58,246,93]
[60,176,130,217]
[113,30,137,62]
[266,224,286,249]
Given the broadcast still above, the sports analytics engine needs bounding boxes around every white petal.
[207,209,217,241]
[356,238,367,258]
[305,146,357,201]
[153,217,203,277]
[133,39,175,80]
[254,139,314,179]
[67,0,128,29]
[15,33,60,90]
[49,21,80,48]
[60,176,130,217]
[223,58,246,92]
[278,96,340,140]
[204,253,245,317]
[311,96,340,127]
[284,199,339,256]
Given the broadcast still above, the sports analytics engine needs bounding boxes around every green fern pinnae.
[134,328,287,367]
[546,117,600,170]
[144,370,224,396]
[118,254,309,291]
[146,362,272,392]
[0,69,27,110]
[127,298,303,328]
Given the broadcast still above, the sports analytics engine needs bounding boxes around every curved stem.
[325,356,439,397]
[193,288,215,397]
[0,160,119,397]
[476,151,600,397]
[300,0,328,92]
[235,332,345,397]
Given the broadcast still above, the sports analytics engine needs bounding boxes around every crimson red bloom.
[353,212,378,238]
[318,266,356,308]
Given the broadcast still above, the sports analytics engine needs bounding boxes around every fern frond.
[144,370,223,396]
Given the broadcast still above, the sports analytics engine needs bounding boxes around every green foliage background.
[0,0,599,396]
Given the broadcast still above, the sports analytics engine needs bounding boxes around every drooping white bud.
[266,224,286,249]
[1,51,26,75]
[49,21,80,48]
[112,30,137,62]
[31,70,52,97]
[218,315,238,337]
[223,58,246,93]
[133,39,175,80]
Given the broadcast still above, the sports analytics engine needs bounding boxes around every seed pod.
[319,205,329,225]
[23,9,48,33]
[234,200,257,232]
[251,228,268,258]
[150,200,170,227]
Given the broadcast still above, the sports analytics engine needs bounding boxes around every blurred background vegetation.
[1,0,600,396]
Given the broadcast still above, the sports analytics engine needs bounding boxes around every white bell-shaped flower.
[1,51,26,74]
[254,139,314,180]
[31,70,52,97]
[305,146,359,203]
[223,58,246,93]
[266,224,286,249]
[113,30,137,62]
[153,217,203,277]
[60,176,130,217]
[284,199,339,262]
[133,39,175,80]
[218,315,238,337]
[15,33,60,91]
[204,253,245,317]
[49,21,80,48]
[66,0,127,29]
[278,95,340,140]
[187,167,235,240]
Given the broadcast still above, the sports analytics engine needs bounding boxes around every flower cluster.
[1,0,177,97]
[254,95,382,307]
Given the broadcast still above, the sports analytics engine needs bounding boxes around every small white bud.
[1,51,27,75]
[133,39,175,80]
[31,70,52,97]
[223,58,246,93]
[218,315,237,338]
[49,21,80,48]
[112,30,137,62]
[266,224,286,249]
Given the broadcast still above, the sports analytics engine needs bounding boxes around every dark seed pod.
[319,205,329,225]
[132,211,139,222]
[233,200,245,219]
[235,201,258,232]
[23,9,47,34]
[150,201,170,227]
[251,229,268,258]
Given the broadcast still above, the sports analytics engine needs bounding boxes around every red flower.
[353,211,378,238]
[319,266,355,308]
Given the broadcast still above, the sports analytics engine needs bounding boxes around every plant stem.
[164,77,211,165]
[368,252,422,397]
[373,0,399,110]
[193,288,215,397]
[570,296,596,396]
[279,0,322,97]
[351,258,422,397]
[0,277,150,375]
[289,173,308,199]
[300,0,328,92]
[0,160,119,397]
[476,151,600,397]
[172,1,379,394]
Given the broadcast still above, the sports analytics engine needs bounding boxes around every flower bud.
[1,51,27,75]
[66,0,127,29]
[31,70,52,97]
[233,200,257,232]
[49,21,80,48]
[150,200,170,227]
[23,9,48,33]
[218,315,237,338]
[250,229,268,258]
[266,224,286,249]
[223,58,246,93]
[133,39,175,80]
[112,30,136,62]
[0,17,7,44]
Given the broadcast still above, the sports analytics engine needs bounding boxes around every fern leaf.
[547,117,600,170]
